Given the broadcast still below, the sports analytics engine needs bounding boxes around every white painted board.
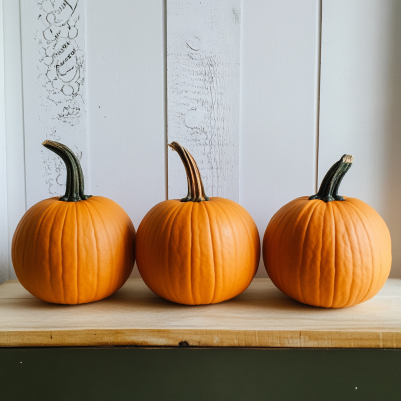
[20,0,88,208]
[167,0,241,202]
[319,0,401,277]
[240,0,321,276]
[85,0,166,258]
[3,0,27,281]
[0,0,9,284]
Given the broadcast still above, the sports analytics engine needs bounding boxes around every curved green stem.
[168,142,209,202]
[309,154,353,203]
[42,140,92,202]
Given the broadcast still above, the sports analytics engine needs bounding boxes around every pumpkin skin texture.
[11,141,135,304]
[136,143,260,305]
[263,155,391,308]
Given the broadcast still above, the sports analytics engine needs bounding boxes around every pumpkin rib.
[14,200,49,291]
[212,200,239,301]
[19,201,50,296]
[290,202,318,303]
[300,201,322,306]
[341,203,364,307]
[34,201,61,301]
[202,202,217,304]
[267,200,304,295]
[74,203,79,304]
[58,202,70,304]
[218,198,258,296]
[189,201,195,304]
[347,201,383,304]
[317,204,325,306]
[165,203,190,303]
[164,203,187,303]
[203,201,223,303]
[291,201,318,305]
[91,200,118,300]
[82,200,99,303]
[146,202,182,301]
[343,201,374,306]
[336,203,356,307]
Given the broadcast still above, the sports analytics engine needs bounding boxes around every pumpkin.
[12,140,135,304]
[136,142,260,305]
[263,155,391,308]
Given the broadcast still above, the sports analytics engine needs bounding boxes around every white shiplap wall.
[0,0,9,284]
[2,0,26,281]
[20,0,89,209]
[1,0,400,283]
[319,0,401,277]
[240,0,321,276]
[167,0,241,202]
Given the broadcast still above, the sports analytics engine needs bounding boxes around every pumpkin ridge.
[318,204,326,306]
[298,201,320,305]
[211,200,239,301]
[203,201,223,303]
[189,202,195,303]
[346,201,383,304]
[91,200,120,299]
[58,202,71,304]
[162,203,187,303]
[17,200,53,296]
[276,201,309,299]
[202,202,217,304]
[339,203,362,308]
[276,200,308,294]
[343,201,375,306]
[329,203,336,308]
[334,202,355,307]
[33,201,61,301]
[81,200,99,303]
[218,198,258,294]
[74,203,79,304]
[160,203,185,302]
[13,201,46,287]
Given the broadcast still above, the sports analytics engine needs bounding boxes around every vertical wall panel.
[85,1,165,232]
[319,0,401,277]
[240,0,321,276]
[3,0,26,281]
[167,0,241,202]
[20,0,88,208]
[0,0,9,283]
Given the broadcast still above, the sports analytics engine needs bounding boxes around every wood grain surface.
[1,278,400,348]
[167,0,241,202]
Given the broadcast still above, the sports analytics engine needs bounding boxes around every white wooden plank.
[240,0,321,276]
[20,0,88,208]
[85,0,166,279]
[319,0,401,277]
[0,0,9,284]
[167,0,241,202]
[3,0,27,281]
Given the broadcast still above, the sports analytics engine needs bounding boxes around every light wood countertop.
[1,278,400,348]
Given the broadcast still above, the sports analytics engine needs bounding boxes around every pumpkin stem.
[309,154,353,203]
[42,140,92,202]
[168,142,209,202]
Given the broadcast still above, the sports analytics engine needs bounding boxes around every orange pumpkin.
[12,141,135,304]
[263,155,391,308]
[136,142,260,305]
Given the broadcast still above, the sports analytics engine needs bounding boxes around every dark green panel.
[0,348,400,401]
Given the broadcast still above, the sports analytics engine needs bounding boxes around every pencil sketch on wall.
[34,0,87,197]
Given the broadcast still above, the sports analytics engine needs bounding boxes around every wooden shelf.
[1,278,400,348]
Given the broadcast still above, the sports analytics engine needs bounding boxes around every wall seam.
[315,0,323,192]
